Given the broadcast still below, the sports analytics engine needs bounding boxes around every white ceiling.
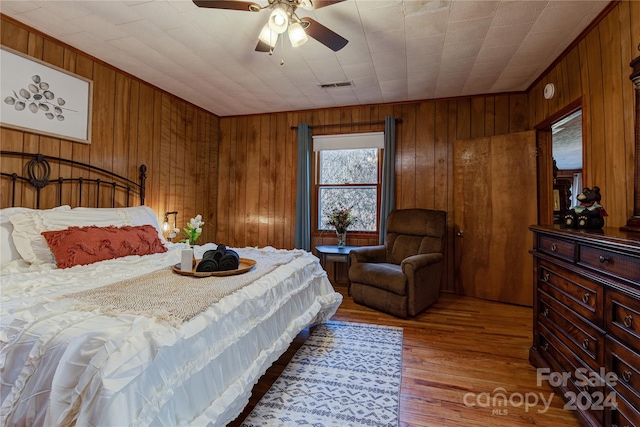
[1,0,609,117]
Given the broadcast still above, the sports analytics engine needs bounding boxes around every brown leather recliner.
[348,208,446,318]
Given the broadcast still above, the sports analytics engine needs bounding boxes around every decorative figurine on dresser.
[564,186,608,229]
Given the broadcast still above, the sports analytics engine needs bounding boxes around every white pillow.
[72,206,165,242]
[10,208,133,265]
[1,206,71,266]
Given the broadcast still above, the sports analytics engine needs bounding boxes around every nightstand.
[315,245,359,293]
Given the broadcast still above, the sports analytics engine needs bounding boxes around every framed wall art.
[1,47,92,144]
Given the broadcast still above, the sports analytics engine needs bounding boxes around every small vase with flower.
[170,214,205,247]
[327,206,354,248]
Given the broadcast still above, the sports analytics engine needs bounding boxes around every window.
[313,132,384,233]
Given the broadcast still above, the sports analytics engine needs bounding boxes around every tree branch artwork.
[4,74,77,121]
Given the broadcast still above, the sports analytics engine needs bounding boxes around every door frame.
[534,97,587,226]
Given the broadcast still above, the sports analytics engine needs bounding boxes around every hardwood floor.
[229,286,581,427]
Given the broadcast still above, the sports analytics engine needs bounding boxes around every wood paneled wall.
[0,16,220,243]
[3,0,637,292]
[217,95,529,292]
[529,1,640,229]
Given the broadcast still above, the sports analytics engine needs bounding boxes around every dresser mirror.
[622,44,640,231]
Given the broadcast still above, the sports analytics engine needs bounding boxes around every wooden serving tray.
[172,258,256,277]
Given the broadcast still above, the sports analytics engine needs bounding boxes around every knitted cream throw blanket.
[63,250,302,326]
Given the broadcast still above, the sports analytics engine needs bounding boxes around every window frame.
[312,145,383,239]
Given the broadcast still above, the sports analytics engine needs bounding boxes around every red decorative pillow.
[41,225,167,269]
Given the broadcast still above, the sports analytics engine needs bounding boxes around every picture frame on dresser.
[0,47,92,144]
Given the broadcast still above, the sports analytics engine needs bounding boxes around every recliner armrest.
[401,253,443,272]
[349,245,386,264]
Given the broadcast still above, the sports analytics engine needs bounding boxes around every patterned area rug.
[240,321,403,427]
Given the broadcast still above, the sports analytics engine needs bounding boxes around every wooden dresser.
[529,225,640,427]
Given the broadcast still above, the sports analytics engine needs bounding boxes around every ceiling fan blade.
[301,18,348,52]
[192,0,261,12]
[313,0,346,9]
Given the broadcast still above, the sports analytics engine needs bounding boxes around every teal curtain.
[295,123,312,251]
[379,116,396,244]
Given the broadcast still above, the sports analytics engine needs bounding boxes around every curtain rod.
[290,118,402,130]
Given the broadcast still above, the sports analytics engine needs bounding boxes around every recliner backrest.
[385,209,446,265]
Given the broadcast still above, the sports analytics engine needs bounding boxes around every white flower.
[178,214,204,244]
[174,227,180,233]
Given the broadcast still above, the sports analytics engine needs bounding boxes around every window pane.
[319,149,378,184]
[318,186,377,231]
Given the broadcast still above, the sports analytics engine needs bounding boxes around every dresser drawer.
[608,391,640,427]
[537,326,605,425]
[538,234,575,262]
[606,288,640,354]
[578,245,640,283]
[539,290,604,369]
[538,259,604,325]
[606,336,640,412]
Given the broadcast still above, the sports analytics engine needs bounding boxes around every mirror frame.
[622,47,640,232]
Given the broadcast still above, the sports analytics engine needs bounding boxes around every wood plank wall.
[529,1,640,229]
[0,16,220,243]
[3,0,637,292]
[217,96,529,292]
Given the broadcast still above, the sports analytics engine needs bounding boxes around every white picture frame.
[1,47,92,144]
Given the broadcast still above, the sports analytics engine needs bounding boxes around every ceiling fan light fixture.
[288,22,308,47]
[258,23,278,47]
[268,4,289,34]
[299,0,314,10]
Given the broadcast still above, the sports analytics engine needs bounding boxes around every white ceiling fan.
[192,0,348,54]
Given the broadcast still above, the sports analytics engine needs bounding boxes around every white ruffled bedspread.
[0,244,342,426]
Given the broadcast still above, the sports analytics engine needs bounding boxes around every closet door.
[453,130,537,306]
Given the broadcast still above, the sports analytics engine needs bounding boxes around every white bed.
[0,206,342,426]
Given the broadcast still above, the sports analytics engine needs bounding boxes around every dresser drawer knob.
[582,339,589,350]
[582,293,590,304]
[541,308,549,317]
[598,255,610,264]
[542,272,550,282]
[622,370,632,382]
[541,343,549,351]
[624,315,633,328]
[551,243,558,252]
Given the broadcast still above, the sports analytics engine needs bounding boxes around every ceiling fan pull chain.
[280,34,285,65]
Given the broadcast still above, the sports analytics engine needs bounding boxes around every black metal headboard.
[1,151,146,208]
